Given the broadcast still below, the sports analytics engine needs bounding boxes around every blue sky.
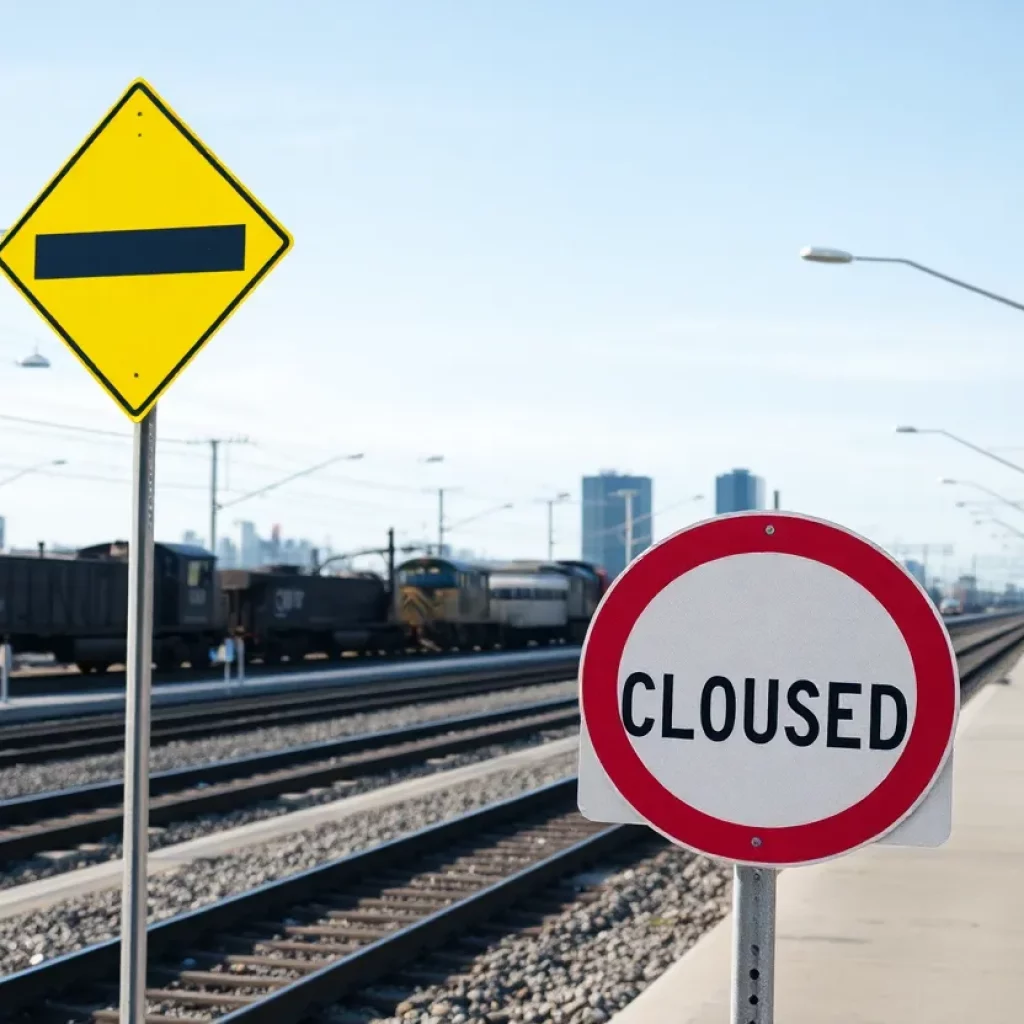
[1,0,1023,586]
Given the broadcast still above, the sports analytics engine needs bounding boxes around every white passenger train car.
[488,570,569,644]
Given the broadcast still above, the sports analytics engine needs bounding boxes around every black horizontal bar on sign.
[34,224,247,280]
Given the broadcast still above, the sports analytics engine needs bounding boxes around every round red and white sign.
[580,511,959,867]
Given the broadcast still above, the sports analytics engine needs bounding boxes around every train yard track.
[0,613,1013,769]
[0,697,580,867]
[0,658,579,768]
[5,643,510,699]
[0,614,1019,1020]
[0,778,637,1023]
[952,613,1024,698]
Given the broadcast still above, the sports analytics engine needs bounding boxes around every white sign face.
[578,512,959,867]
[620,552,914,828]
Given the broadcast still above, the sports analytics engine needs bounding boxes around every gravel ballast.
[326,842,731,1024]
[0,747,579,976]
[0,724,578,892]
[0,677,578,799]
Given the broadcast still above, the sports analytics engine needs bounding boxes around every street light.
[896,426,1024,478]
[444,501,516,548]
[0,229,50,367]
[216,452,365,511]
[445,502,514,534]
[16,347,50,369]
[799,246,1024,315]
[940,478,1024,517]
[541,491,571,560]
[0,457,67,488]
[988,517,1024,542]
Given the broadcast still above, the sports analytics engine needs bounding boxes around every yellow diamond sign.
[0,78,292,421]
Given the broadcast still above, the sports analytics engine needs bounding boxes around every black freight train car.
[0,541,222,672]
[219,565,404,662]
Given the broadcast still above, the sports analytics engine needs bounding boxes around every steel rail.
[0,659,579,766]
[0,697,580,866]
[0,618,1020,1021]
[0,778,641,1021]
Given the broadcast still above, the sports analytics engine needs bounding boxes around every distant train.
[396,557,608,649]
[0,542,609,673]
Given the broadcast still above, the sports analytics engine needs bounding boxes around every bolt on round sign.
[577,511,959,868]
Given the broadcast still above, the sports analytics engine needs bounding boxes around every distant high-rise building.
[903,559,926,587]
[715,469,766,515]
[239,521,260,568]
[217,536,239,568]
[581,470,653,578]
[0,516,6,551]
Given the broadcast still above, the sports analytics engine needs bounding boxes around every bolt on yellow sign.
[0,78,293,421]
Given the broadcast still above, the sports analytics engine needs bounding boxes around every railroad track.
[0,617,1017,869]
[0,658,579,768]
[0,617,1021,1020]
[953,614,1024,698]
[0,697,581,867]
[0,778,637,1023]
[1,614,1014,769]
[5,643,537,697]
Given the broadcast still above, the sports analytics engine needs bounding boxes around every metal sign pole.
[119,406,157,1023]
[731,864,777,1024]
[0,643,9,705]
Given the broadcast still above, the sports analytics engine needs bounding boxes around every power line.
[0,461,209,492]
[0,412,195,444]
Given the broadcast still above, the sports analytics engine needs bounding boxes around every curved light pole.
[799,247,1024,315]
[896,426,1024,478]
[940,477,1024,516]
[216,453,365,512]
[988,517,1024,542]
[0,457,67,488]
[540,491,571,560]
[3,229,54,366]
[417,455,447,553]
[446,502,514,535]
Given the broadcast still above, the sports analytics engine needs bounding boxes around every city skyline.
[0,4,1023,583]
[1,448,1019,592]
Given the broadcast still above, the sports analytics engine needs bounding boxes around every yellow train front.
[395,556,498,650]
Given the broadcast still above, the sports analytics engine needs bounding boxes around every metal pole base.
[731,864,777,1024]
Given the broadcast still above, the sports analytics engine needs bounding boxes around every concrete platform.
[611,655,1024,1024]
[0,647,579,724]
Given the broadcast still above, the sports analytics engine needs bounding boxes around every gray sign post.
[119,409,157,1021]
[731,865,777,1024]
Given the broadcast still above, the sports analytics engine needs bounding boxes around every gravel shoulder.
[324,842,731,1024]
[0,747,580,976]
[0,677,578,799]
[0,725,579,893]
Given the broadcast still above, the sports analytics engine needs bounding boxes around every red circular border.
[581,512,958,866]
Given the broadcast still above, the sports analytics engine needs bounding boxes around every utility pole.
[387,527,396,597]
[544,492,571,561]
[437,488,446,557]
[773,489,781,510]
[614,489,639,567]
[887,542,955,588]
[189,436,250,555]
